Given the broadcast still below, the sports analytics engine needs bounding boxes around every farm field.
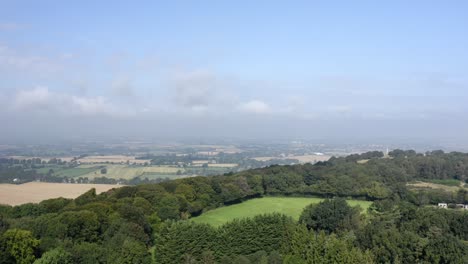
[35,163,235,180]
[191,197,372,227]
[55,166,102,178]
[252,154,331,163]
[77,155,151,164]
[190,162,238,168]
[78,164,181,180]
[0,182,123,206]
[407,180,467,192]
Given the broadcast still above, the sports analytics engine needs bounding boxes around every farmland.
[191,197,372,227]
[77,155,151,164]
[78,164,181,180]
[252,154,331,163]
[0,182,122,206]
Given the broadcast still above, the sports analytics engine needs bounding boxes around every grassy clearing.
[191,197,372,227]
[407,180,467,192]
[424,179,462,187]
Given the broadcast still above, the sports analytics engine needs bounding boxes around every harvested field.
[191,162,238,168]
[0,182,122,206]
[208,163,238,168]
[78,155,151,164]
[79,164,181,179]
[192,160,210,164]
[252,154,331,163]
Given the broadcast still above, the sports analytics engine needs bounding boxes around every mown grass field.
[191,197,372,227]
[36,166,102,177]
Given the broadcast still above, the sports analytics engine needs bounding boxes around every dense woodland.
[1,150,468,263]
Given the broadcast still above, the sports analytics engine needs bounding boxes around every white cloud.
[327,105,352,114]
[238,100,271,114]
[0,45,63,74]
[15,86,52,110]
[111,78,134,97]
[171,69,217,108]
[13,86,133,117]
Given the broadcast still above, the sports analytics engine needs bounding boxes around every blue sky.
[1,1,468,142]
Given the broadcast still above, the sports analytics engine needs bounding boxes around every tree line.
[1,150,468,263]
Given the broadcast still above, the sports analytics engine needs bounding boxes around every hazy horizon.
[1,1,468,143]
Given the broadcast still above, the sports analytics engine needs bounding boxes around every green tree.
[107,239,151,264]
[33,247,72,264]
[2,229,39,264]
[299,198,361,233]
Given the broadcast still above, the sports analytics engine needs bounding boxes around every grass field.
[424,179,462,187]
[55,167,102,177]
[191,197,372,227]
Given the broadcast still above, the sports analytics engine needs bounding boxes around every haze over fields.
[1,1,468,144]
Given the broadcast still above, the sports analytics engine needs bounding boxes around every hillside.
[0,150,467,263]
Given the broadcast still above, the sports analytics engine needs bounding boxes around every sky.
[1,1,468,143]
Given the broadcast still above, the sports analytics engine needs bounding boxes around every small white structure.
[464,204,468,210]
[438,203,448,209]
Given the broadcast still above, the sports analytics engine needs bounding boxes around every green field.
[425,179,462,187]
[36,165,101,177]
[77,164,182,180]
[191,197,372,227]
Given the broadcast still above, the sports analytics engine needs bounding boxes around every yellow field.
[208,163,238,168]
[79,164,181,179]
[191,161,238,168]
[0,182,122,206]
[192,160,210,164]
[77,155,151,164]
[252,155,331,163]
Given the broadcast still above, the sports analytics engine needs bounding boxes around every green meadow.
[191,197,372,227]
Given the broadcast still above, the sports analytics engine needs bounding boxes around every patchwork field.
[78,164,182,179]
[252,155,331,163]
[77,155,151,164]
[191,197,372,226]
[0,182,122,206]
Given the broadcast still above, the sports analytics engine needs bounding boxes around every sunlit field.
[191,197,372,227]
[0,182,123,206]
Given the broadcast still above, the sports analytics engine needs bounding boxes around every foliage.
[1,229,39,264]
[2,150,468,262]
[299,198,362,233]
[33,247,72,264]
